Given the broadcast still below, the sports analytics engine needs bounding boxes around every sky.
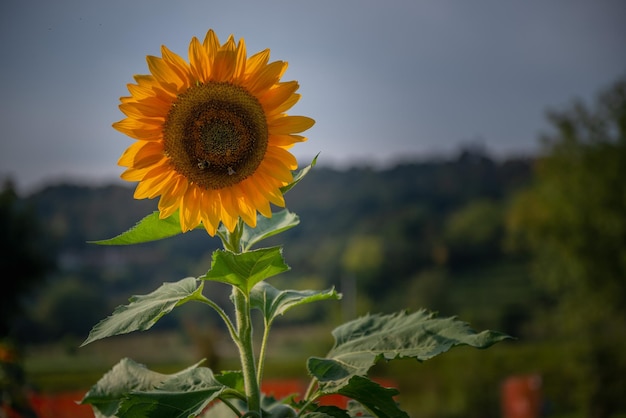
[1,0,625,194]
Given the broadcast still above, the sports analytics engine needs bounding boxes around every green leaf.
[303,406,350,418]
[200,247,289,295]
[205,394,300,418]
[264,403,299,418]
[214,370,245,393]
[82,358,228,418]
[240,209,300,251]
[303,413,347,418]
[89,211,190,245]
[81,277,205,346]
[250,281,341,325]
[280,154,318,194]
[333,376,407,418]
[344,401,376,418]
[80,358,207,417]
[117,367,228,418]
[307,310,511,391]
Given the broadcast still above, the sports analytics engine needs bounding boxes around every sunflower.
[113,29,314,236]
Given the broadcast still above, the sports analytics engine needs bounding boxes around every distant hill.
[19,149,535,341]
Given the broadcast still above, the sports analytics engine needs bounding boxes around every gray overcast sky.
[1,0,625,193]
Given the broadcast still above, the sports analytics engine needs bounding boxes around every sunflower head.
[114,29,314,236]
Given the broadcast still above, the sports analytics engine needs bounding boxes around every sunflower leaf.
[81,277,204,346]
[89,211,185,245]
[81,358,227,418]
[337,376,409,418]
[281,153,318,194]
[240,209,300,251]
[302,407,351,418]
[330,375,407,418]
[250,281,340,325]
[117,367,228,418]
[214,370,245,393]
[307,310,512,392]
[80,358,166,417]
[200,247,289,295]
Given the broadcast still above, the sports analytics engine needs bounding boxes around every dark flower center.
[163,82,268,189]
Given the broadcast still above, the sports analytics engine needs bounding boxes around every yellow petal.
[202,29,220,62]
[201,219,217,236]
[268,115,315,135]
[241,180,272,218]
[265,146,298,170]
[133,168,174,199]
[269,93,301,116]
[158,191,181,219]
[189,37,210,82]
[232,38,247,81]
[117,141,164,168]
[269,134,307,148]
[232,185,257,227]
[244,49,270,79]
[250,171,286,207]
[126,83,156,101]
[119,102,166,119]
[160,45,191,88]
[260,81,299,113]
[133,74,158,88]
[211,39,237,82]
[120,166,150,181]
[130,94,171,116]
[217,191,239,232]
[117,141,142,166]
[180,186,202,232]
[245,61,288,96]
[158,176,188,218]
[132,76,177,102]
[260,160,294,184]
[198,189,221,236]
[146,55,183,92]
[113,119,162,140]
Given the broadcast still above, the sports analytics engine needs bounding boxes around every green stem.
[256,320,271,387]
[297,397,320,418]
[218,219,262,414]
[233,287,261,414]
[230,219,245,252]
[216,219,245,252]
[218,395,244,417]
[297,386,325,418]
[303,378,318,403]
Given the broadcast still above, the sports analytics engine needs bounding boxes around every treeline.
[10,146,533,343]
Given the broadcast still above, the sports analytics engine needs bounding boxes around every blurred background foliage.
[505,75,626,418]
[2,75,625,418]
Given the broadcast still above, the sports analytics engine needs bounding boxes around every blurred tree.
[507,76,626,418]
[0,180,56,338]
[341,235,383,319]
[33,277,109,340]
[444,199,504,267]
[342,235,384,283]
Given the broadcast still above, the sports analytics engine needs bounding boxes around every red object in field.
[262,380,352,409]
[13,378,398,417]
[28,391,93,418]
[262,378,307,400]
[318,378,398,409]
[501,374,542,418]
